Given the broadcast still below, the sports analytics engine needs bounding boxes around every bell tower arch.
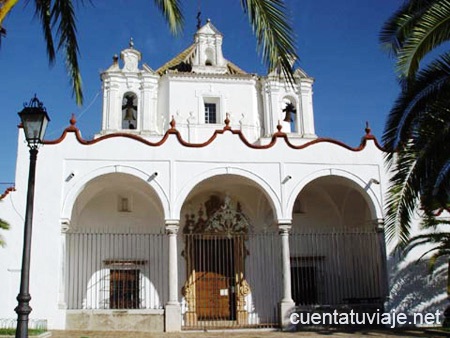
[100,39,160,135]
[261,67,316,138]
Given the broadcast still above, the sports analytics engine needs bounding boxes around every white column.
[299,79,316,138]
[280,224,293,302]
[278,221,295,330]
[140,79,157,133]
[167,222,179,305]
[165,220,181,332]
[58,219,70,309]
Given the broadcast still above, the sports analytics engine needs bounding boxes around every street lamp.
[15,95,50,338]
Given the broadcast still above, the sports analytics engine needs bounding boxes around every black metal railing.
[65,229,386,329]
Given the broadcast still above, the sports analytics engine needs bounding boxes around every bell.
[122,95,137,121]
[282,102,296,122]
[283,111,292,123]
[123,107,136,121]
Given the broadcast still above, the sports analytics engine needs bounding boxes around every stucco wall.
[0,126,386,329]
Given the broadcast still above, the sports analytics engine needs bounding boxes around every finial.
[170,116,176,129]
[207,18,211,23]
[113,54,119,65]
[24,94,45,110]
[129,37,134,49]
[70,114,77,126]
[224,113,230,127]
[276,120,283,132]
[365,121,371,135]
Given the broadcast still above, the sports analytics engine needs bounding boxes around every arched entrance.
[65,173,167,315]
[292,175,376,232]
[289,175,387,309]
[179,174,277,328]
[183,195,249,324]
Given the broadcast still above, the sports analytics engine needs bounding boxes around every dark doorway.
[291,266,318,305]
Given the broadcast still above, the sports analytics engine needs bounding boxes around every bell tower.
[191,19,228,74]
[261,67,316,138]
[100,39,160,135]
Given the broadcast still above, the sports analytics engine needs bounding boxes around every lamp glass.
[19,109,50,146]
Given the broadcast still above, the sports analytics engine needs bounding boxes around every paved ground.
[49,329,448,338]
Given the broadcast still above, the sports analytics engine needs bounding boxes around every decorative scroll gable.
[184,195,250,235]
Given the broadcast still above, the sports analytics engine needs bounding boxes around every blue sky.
[0,0,402,184]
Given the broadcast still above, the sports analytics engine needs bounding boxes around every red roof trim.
[0,186,16,200]
[432,207,450,216]
[42,116,386,152]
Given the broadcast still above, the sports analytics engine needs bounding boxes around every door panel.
[196,271,231,319]
[194,239,235,320]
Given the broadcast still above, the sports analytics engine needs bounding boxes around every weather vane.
[196,0,202,29]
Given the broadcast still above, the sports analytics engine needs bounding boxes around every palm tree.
[380,0,450,248]
[0,0,18,39]
[0,218,9,247]
[0,0,298,106]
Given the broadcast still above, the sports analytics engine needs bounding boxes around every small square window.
[205,103,217,124]
[118,196,131,212]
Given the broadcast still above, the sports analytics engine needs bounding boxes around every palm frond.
[0,0,19,24]
[421,210,450,229]
[385,146,421,247]
[433,158,450,195]
[382,1,450,252]
[405,232,450,273]
[398,0,450,78]
[385,108,450,248]
[0,0,19,47]
[0,218,8,230]
[407,234,450,257]
[380,0,435,55]
[240,0,298,83]
[153,0,184,35]
[383,53,450,151]
[52,0,83,105]
[0,218,9,248]
[34,0,55,65]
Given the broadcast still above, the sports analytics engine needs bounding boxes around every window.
[205,48,215,66]
[117,196,131,212]
[291,266,317,305]
[291,256,324,306]
[205,103,217,124]
[110,269,140,309]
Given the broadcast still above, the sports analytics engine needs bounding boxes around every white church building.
[0,21,397,332]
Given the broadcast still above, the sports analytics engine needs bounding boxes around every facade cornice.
[161,72,257,83]
[0,186,16,200]
[101,71,159,80]
[42,115,386,152]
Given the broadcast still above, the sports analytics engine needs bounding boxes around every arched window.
[205,47,215,66]
[122,93,138,130]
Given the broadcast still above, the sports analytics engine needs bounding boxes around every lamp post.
[15,95,50,338]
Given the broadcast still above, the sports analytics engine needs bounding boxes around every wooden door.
[194,238,236,320]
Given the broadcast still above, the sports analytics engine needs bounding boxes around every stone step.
[48,329,445,338]
[50,331,277,338]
